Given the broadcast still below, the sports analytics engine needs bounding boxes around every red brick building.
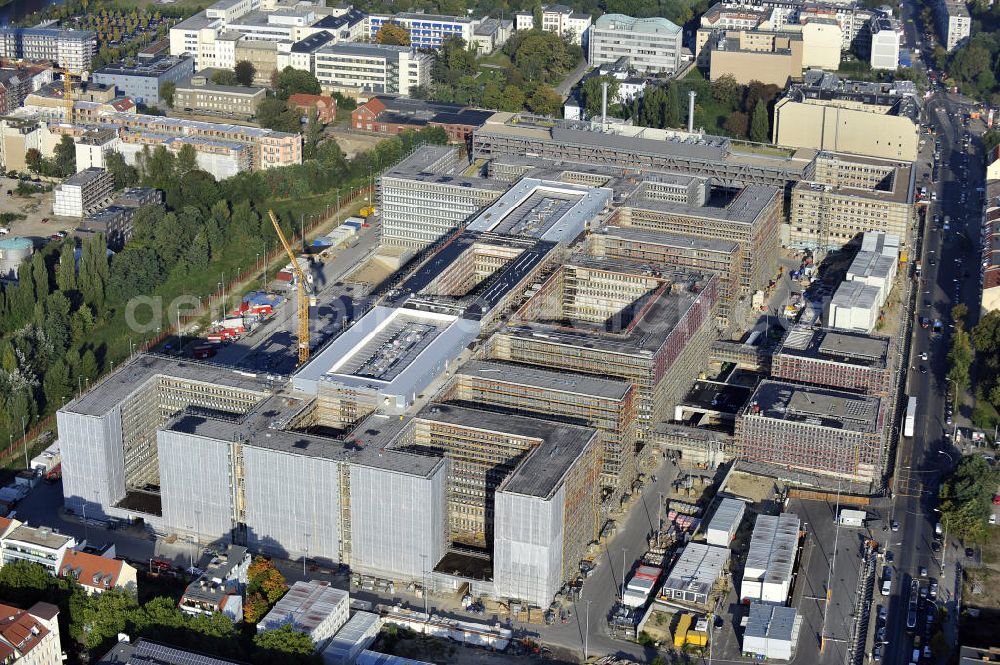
[288,93,337,124]
[351,95,492,143]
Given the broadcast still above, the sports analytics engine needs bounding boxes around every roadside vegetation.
[938,455,1000,543]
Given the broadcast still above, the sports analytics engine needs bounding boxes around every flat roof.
[5,525,73,550]
[414,403,599,499]
[95,639,244,665]
[778,325,889,367]
[94,55,191,78]
[680,381,753,414]
[322,611,380,659]
[831,279,880,310]
[745,602,799,642]
[744,513,800,585]
[848,250,896,281]
[706,497,745,535]
[662,542,729,597]
[624,181,779,225]
[259,580,348,634]
[597,226,740,255]
[745,380,881,433]
[62,354,275,417]
[457,360,633,400]
[62,167,109,187]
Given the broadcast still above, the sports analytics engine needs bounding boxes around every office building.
[659,542,729,606]
[58,550,138,595]
[378,146,507,247]
[367,13,486,51]
[773,71,920,160]
[937,0,970,51]
[0,525,75,574]
[0,602,61,665]
[257,581,349,644]
[97,639,244,665]
[492,263,718,432]
[449,360,638,500]
[179,545,251,621]
[740,512,800,604]
[788,154,914,251]
[869,17,901,70]
[735,380,886,482]
[771,326,892,396]
[589,14,683,73]
[53,167,114,218]
[174,75,267,119]
[313,43,432,97]
[744,603,802,660]
[513,4,592,44]
[0,28,96,74]
[91,55,195,107]
[709,30,803,86]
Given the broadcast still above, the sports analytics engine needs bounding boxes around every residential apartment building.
[0,602,62,665]
[98,639,245,665]
[313,43,432,97]
[695,3,770,63]
[174,75,267,119]
[58,550,138,595]
[0,65,54,116]
[771,325,892,396]
[772,71,920,161]
[787,154,914,251]
[0,28,96,74]
[367,13,483,50]
[735,380,886,482]
[513,4,592,44]
[588,14,683,73]
[287,93,336,123]
[53,167,115,218]
[91,55,195,107]
[179,545,251,621]
[937,0,970,51]
[448,360,638,500]
[869,17,901,70]
[76,187,163,251]
[0,524,76,574]
[798,2,874,50]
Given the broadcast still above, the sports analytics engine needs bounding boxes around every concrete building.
[659,542,730,606]
[709,29,803,86]
[513,4,592,44]
[0,28,96,74]
[0,64,54,116]
[0,525,75,574]
[76,188,163,251]
[589,14,683,73]
[772,325,892,396]
[75,128,121,171]
[471,18,514,56]
[827,280,882,333]
[449,360,638,501]
[313,43,432,97]
[367,13,487,50]
[178,545,251,621]
[0,602,61,665]
[788,154,914,251]
[321,611,382,665]
[53,167,114,218]
[91,56,195,107]
[735,380,886,482]
[740,512,800,604]
[937,0,970,51]
[234,39,279,84]
[97,639,244,665]
[773,71,920,161]
[705,497,746,547]
[58,550,138,595]
[869,17,901,70]
[257,580,349,644]
[743,603,802,660]
[174,74,267,119]
[799,3,875,50]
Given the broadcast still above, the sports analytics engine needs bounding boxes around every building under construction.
[734,380,886,483]
[771,325,892,396]
[446,360,638,501]
[490,259,719,434]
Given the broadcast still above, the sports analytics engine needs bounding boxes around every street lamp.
[583,599,592,661]
[303,533,310,577]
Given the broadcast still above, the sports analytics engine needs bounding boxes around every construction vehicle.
[269,210,311,365]
[674,613,692,648]
[359,205,376,218]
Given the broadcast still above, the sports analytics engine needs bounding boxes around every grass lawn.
[478,51,511,69]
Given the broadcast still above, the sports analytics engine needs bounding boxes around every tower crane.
[55,68,84,124]
[268,210,311,366]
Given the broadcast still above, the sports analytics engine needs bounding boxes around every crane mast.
[268,210,310,365]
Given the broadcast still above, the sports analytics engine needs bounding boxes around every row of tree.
[938,454,1000,543]
[25,135,78,179]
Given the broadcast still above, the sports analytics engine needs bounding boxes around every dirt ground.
[721,470,784,504]
[327,129,384,158]
[0,177,72,241]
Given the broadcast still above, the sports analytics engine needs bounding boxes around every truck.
[904,397,917,438]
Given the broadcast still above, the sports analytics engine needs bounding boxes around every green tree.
[939,455,1000,542]
[664,81,681,128]
[76,587,138,651]
[235,60,257,87]
[211,69,238,86]
[252,625,321,665]
[54,134,77,176]
[723,111,749,138]
[947,327,973,391]
[160,80,175,108]
[527,84,562,117]
[580,75,620,118]
[499,84,526,112]
[176,143,198,176]
[303,109,322,160]
[257,97,301,133]
[375,21,410,46]
[750,101,770,142]
[272,67,322,100]
[711,73,740,107]
[56,241,77,293]
[24,148,43,174]
[105,151,139,189]
[952,303,968,330]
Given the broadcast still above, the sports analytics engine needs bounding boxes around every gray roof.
[318,42,410,57]
[831,279,880,311]
[457,360,633,400]
[848,250,896,281]
[778,325,889,367]
[662,542,729,598]
[258,580,348,635]
[624,182,779,225]
[93,55,192,79]
[744,513,800,585]
[597,226,740,255]
[62,167,110,187]
[744,380,881,433]
[745,602,799,642]
[322,611,381,661]
[96,639,244,665]
[62,354,276,417]
[5,525,73,550]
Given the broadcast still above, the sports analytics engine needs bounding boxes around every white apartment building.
[313,43,431,96]
[0,524,76,574]
[366,13,480,50]
[53,167,115,218]
[869,17,900,70]
[513,4,592,45]
[937,0,969,51]
[588,14,683,73]
[0,28,96,74]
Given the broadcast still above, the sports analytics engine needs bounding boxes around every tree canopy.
[235,60,257,87]
[375,21,410,45]
[939,455,1000,543]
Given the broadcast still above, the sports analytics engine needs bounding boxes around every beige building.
[788,154,914,251]
[709,30,803,86]
[174,75,267,119]
[773,72,920,161]
[234,39,278,84]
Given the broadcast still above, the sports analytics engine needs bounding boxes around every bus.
[903,396,917,438]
